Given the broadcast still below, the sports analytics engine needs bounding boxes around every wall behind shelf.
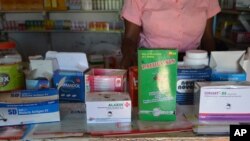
[4,12,122,60]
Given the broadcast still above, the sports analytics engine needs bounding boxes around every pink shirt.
[121,0,221,52]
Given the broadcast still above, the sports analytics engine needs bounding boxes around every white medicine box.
[86,92,131,123]
[194,81,250,121]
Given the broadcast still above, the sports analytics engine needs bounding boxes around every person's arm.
[120,19,142,69]
[200,17,216,52]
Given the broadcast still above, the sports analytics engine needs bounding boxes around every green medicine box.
[138,48,178,121]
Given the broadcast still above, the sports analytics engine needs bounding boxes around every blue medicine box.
[177,65,212,105]
[53,70,85,102]
[0,89,60,126]
[211,71,246,81]
[209,51,246,81]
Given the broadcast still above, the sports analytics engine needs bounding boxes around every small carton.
[194,81,250,121]
[26,56,59,90]
[25,69,51,90]
[128,66,138,107]
[0,89,60,126]
[85,68,127,93]
[45,51,89,72]
[177,65,211,105]
[138,48,178,121]
[86,92,131,123]
[209,51,246,81]
[56,52,89,72]
[53,70,85,102]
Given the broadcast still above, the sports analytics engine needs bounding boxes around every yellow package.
[44,0,52,10]
[51,0,57,9]
[57,0,67,10]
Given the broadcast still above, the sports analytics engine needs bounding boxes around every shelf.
[215,36,250,49]
[2,30,123,34]
[221,8,250,14]
[0,10,120,14]
[236,8,250,12]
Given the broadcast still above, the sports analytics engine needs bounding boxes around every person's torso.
[139,0,209,52]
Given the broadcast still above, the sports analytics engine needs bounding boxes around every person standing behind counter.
[120,0,221,69]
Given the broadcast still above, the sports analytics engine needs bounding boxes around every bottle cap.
[183,56,209,66]
[186,50,208,59]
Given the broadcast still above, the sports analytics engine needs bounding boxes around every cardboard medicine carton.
[86,92,131,123]
[0,89,60,126]
[53,70,85,102]
[194,81,250,120]
[177,65,211,105]
[128,66,138,107]
[209,51,246,81]
[138,48,178,121]
[85,68,127,93]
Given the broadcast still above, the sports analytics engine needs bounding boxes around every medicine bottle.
[183,50,209,66]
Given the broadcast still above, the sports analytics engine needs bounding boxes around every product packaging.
[0,89,60,126]
[86,92,131,123]
[194,81,250,121]
[209,51,246,81]
[138,48,178,121]
[128,66,138,107]
[53,70,85,102]
[85,68,127,93]
[177,65,211,105]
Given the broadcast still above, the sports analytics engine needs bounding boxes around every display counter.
[32,132,229,141]
[0,103,231,140]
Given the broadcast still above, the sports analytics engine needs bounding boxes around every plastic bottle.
[0,41,25,92]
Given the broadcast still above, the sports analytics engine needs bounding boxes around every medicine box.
[194,81,250,121]
[0,89,60,126]
[26,57,58,89]
[177,65,211,105]
[53,70,85,102]
[209,51,246,81]
[128,66,138,107]
[85,68,127,93]
[86,92,131,123]
[138,48,177,121]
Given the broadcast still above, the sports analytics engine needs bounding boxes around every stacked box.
[138,48,178,121]
[85,68,127,93]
